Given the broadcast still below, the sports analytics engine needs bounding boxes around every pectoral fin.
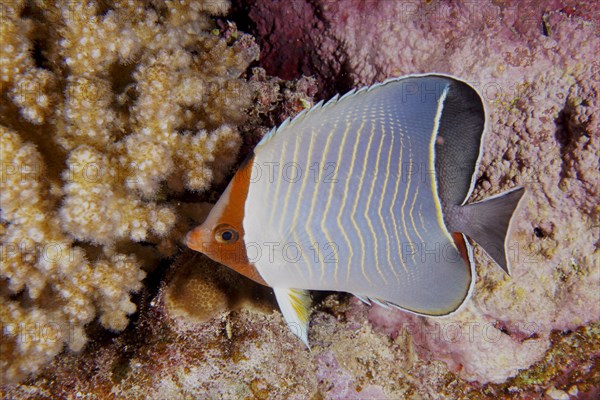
[273,287,312,348]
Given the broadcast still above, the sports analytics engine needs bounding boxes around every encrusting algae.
[0,0,318,384]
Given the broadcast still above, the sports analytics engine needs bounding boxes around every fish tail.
[458,187,525,275]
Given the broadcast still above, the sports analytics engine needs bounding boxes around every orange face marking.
[186,155,267,286]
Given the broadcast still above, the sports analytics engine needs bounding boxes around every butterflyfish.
[186,74,525,347]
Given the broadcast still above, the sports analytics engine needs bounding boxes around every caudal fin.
[459,187,525,275]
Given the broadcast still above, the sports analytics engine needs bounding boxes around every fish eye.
[214,224,239,244]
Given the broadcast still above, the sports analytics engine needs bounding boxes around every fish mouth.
[185,228,205,252]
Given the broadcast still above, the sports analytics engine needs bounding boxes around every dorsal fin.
[434,79,486,208]
[257,98,327,148]
[256,77,408,148]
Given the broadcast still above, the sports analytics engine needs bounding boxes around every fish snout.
[185,226,209,252]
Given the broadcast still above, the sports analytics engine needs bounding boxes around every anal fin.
[273,287,312,349]
[355,295,371,305]
[355,295,394,309]
[369,297,392,309]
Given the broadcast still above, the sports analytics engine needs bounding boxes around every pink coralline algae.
[243,0,600,385]
[315,351,388,400]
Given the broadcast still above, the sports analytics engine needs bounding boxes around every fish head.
[186,156,267,285]
[185,188,242,264]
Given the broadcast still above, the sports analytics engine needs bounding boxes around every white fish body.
[187,74,525,347]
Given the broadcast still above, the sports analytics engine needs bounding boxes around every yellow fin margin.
[273,287,312,349]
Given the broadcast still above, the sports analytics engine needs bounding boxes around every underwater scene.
[1,0,598,399]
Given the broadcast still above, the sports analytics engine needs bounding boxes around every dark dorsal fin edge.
[257,73,484,152]
[434,78,487,209]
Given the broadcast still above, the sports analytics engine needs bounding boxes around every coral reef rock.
[2,291,598,399]
[163,252,273,328]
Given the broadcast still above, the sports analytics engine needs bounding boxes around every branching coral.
[0,0,260,384]
[1,0,59,125]
[1,128,142,382]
